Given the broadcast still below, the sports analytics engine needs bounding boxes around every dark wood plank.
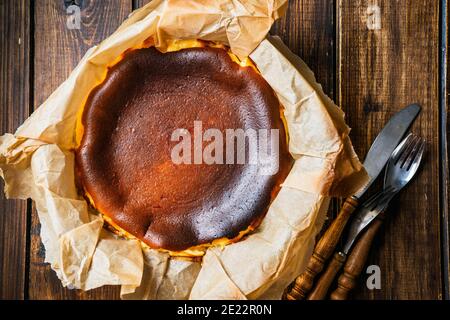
[443,0,450,300]
[0,0,30,300]
[29,0,131,300]
[16,0,445,300]
[133,0,151,9]
[338,0,442,299]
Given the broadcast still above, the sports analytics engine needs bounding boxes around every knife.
[285,103,420,300]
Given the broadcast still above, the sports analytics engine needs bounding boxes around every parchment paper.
[0,0,367,299]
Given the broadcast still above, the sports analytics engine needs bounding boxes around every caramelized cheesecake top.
[75,45,292,252]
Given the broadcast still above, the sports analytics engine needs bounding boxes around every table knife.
[285,103,421,300]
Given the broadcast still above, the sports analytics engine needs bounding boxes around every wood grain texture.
[440,0,450,300]
[133,0,151,9]
[338,0,442,299]
[29,0,131,300]
[308,251,346,300]
[443,0,450,299]
[0,0,30,300]
[0,0,447,300]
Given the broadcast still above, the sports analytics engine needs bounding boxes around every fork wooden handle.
[286,196,359,300]
[330,213,385,300]
[307,251,346,300]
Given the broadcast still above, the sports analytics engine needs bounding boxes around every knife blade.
[354,103,421,199]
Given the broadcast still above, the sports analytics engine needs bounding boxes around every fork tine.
[408,139,426,172]
[404,137,424,169]
[398,134,418,166]
[391,133,413,163]
[418,140,426,161]
[402,136,423,169]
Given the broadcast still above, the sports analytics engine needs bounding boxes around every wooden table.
[0,0,448,300]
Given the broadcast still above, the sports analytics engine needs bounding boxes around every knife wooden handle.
[286,196,359,300]
[307,251,346,300]
[330,213,385,300]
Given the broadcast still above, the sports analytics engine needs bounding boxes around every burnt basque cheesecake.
[75,42,292,254]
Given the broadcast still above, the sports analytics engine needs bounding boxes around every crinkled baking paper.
[0,0,367,299]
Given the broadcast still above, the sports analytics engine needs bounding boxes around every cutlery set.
[285,104,426,300]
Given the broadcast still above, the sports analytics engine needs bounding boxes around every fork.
[383,133,426,193]
[306,133,425,300]
[328,133,426,300]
